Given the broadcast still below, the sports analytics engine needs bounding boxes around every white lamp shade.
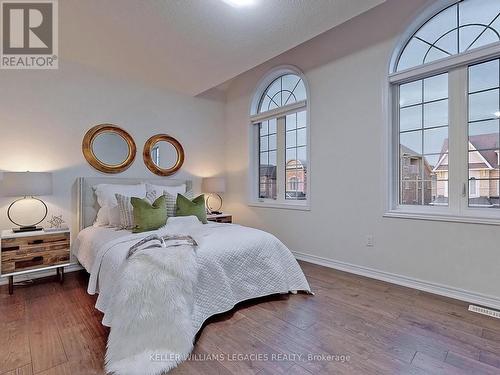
[202,177,226,193]
[2,172,53,197]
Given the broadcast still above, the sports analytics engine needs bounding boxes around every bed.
[73,177,311,374]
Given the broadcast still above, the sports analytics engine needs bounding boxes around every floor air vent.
[468,304,500,319]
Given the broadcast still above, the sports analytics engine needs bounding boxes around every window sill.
[384,210,500,225]
[248,201,310,211]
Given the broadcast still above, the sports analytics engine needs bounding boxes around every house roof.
[260,165,277,179]
[434,134,499,171]
[469,134,499,169]
[400,145,420,157]
[400,145,432,172]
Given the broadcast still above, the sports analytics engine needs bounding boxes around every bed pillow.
[95,206,110,227]
[94,205,122,227]
[94,183,147,207]
[93,184,147,225]
[176,194,207,224]
[165,190,194,217]
[108,206,122,227]
[131,195,168,233]
[115,194,135,230]
[145,183,186,200]
[115,192,162,230]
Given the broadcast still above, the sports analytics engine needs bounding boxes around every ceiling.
[61,0,385,96]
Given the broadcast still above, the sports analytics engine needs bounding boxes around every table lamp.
[2,171,53,232]
[202,177,226,215]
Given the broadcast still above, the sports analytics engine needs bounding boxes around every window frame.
[249,66,311,210]
[386,1,500,225]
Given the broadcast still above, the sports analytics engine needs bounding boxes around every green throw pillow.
[131,195,168,233]
[176,193,207,224]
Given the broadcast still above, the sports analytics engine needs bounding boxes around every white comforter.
[73,216,311,331]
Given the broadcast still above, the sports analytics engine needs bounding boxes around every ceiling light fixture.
[495,111,500,118]
[221,0,256,7]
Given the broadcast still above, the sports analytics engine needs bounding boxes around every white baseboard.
[0,264,83,285]
[293,251,500,310]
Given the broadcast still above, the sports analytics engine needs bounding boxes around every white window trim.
[385,12,500,225]
[248,65,311,211]
[390,43,500,85]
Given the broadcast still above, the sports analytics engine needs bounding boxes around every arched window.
[250,67,309,208]
[388,0,500,222]
[395,1,500,72]
[258,74,307,113]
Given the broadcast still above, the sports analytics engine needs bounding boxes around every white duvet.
[73,216,311,331]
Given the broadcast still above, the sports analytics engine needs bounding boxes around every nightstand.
[207,214,232,223]
[1,229,71,294]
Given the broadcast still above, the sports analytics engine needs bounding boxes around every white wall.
[223,0,500,300]
[0,62,225,233]
[1,0,497,302]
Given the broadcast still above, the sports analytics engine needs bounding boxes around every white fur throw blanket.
[105,240,198,375]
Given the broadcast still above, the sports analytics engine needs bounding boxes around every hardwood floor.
[1,261,499,375]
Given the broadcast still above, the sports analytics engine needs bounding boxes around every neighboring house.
[400,145,434,205]
[260,159,307,200]
[286,159,307,199]
[259,164,277,199]
[401,135,499,207]
[433,134,499,207]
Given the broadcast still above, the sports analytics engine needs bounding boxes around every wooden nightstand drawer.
[1,232,70,274]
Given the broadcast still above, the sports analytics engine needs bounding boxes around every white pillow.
[94,183,147,207]
[108,206,122,227]
[95,206,110,226]
[145,183,186,199]
[95,206,121,227]
[93,184,147,225]
[115,194,135,230]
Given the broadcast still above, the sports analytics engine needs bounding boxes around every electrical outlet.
[366,234,374,247]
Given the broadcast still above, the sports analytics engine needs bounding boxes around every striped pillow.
[115,194,135,230]
[145,190,158,204]
[165,190,194,217]
[116,191,162,230]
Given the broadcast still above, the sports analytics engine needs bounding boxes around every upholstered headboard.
[77,177,193,231]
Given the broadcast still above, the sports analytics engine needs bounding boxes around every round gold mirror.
[143,134,185,176]
[82,124,136,174]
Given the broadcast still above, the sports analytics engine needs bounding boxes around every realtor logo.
[1,0,58,69]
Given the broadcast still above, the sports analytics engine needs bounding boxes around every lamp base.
[209,211,223,215]
[8,197,48,234]
[12,226,44,233]
[206,193,223,215]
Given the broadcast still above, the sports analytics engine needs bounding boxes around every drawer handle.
[2,246,19,252]
[15,256,44,270]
